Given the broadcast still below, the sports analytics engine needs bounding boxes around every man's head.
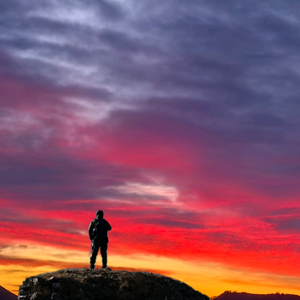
[96,210,104,219]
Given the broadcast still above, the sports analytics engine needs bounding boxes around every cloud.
[277,219,300,232]
[111,182,179,202]
[266,217,300,234]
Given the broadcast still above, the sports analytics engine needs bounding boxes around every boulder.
[18,268,209,300]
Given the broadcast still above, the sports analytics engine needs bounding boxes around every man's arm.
[105,220,112,231]
[88,220,95,240]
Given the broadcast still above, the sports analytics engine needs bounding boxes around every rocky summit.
[18,268,209,300]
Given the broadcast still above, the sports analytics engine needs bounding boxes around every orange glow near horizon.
[1,243,300,297]
[1,194,300,298]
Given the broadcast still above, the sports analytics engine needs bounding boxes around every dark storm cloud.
[91,0,125,21]
[97,29,157,54]
[267,218,300,233]
[256,14,300,50]
[145,218,204,230]
[250,113,287,128]
[0,152,147,201]
[271,207,300,216]
[0,0,29,14]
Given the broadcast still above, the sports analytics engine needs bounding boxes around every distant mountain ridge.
[214,291,300,300]
[0,285,17,300]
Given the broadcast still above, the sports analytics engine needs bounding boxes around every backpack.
[92,219,107,239]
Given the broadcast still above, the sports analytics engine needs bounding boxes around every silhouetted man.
[88,210,112,269]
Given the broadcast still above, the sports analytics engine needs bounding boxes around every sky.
[0,0,300,297]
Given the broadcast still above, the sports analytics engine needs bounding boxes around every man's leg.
[90,240,99,269]
[100,239,108,268]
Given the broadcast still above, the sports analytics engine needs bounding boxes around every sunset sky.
[1,0,300,297]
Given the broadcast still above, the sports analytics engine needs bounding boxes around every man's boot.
[102,253,107,268]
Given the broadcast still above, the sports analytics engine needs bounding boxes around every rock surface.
[18,268,209,300]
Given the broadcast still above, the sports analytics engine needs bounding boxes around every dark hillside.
[214,291,300,300]
[0,285,17,300]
